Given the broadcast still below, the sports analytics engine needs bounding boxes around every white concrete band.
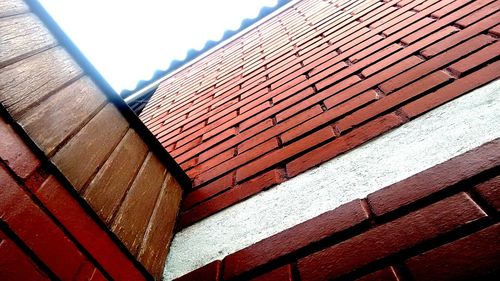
[164,79,500,280]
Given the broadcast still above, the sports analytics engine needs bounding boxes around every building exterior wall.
[176,137,499,281]
[140,0,500,230]
[164,80,500,280]
[0,0,187,279]
[138,0,500,279]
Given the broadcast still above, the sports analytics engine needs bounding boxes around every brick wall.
[0,114,146,280]
[140,0,500,229]
[174,139,500,281]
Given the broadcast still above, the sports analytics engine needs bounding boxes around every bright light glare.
[39,0,279,93]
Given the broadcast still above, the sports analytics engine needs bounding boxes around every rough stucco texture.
[164,80,500,280]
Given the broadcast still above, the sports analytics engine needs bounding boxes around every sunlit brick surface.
[140,0,500,228]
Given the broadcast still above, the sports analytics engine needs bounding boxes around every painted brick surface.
[141,0,500,227]
[175,139,500,281]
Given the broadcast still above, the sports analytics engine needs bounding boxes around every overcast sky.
[39,0,279,93]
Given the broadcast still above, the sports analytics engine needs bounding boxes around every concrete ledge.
[164,80,500,280]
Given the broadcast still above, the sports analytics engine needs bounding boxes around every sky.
[39,0,279,94]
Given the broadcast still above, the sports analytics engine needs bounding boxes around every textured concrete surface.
[164,80,500,280]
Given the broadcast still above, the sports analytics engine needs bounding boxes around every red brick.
[174,136,202,156]
[401,60,500,118]
[382,35,494,93]
[202,119,274,161]
[0,231,49,280]
[355,267,400,281]
[175,260,221,281]
[36,176,145,280]
[236,126,335,182]
[367,139,500,216]
[0,118,40,179]
[175,127,237,163]
[447,40,500,77]
[337,71,451,132]
[195,138,279,186]
[180,169,284,228]
[297,193,486,281]
[239,102,273,131]
[249,265,293,281]
[405,224,500,281]
[287,113,405,177]
[182,172,234,210]
[474,175,500,212]
[0,167,86,280]
[224,200,369,279]
[455,1,499,28]
[421,12,499,58]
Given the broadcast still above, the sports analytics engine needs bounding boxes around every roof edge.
[124,0,301,104]
[25,0,192,191]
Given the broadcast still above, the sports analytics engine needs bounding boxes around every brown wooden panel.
[138,173,183,278]
[20,76,106,155]
[111,152,166,255]
[0,13,56,67]
[0,0,28,18]
[51,103,129,191]
[83,129,149,225]
[0,47,82,118]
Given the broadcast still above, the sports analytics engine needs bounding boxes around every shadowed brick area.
[174,139,500,281]
[140,0,500,228]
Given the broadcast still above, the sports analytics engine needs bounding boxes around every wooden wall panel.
[19,76,106,155]
[0,13,56,67]
[0,2,186,279]
[51,103,129,191]
[84,129,149,224]
[0,0,28,18]
[0,47,82,118]
[138,173,183,279]
[112,153,166,255]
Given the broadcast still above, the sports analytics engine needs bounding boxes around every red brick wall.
[140,0,500,228]
[174,139,500,281]
[0,114,146,280]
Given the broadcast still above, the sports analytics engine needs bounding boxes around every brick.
[421,12,499,58]
[337,71,451,132]
[401,60,500,118]
[287,113,404,177]
[0,231,50,280]
[249,265,293,281]
[195,138,279,187]
[368,139,500,216]
[0,117,40,179]
[180,169,284,228]
[202,119,274,161]
[447,40,500,77]
[175,127,237,163]
[382,35,494,93]
[239,102,273,131]
[224,200,369,279]
[189,148,236,178]
[0,166,87,280]
[182,172,234,210]
[298,193,487,281]
[455,1,499,28]
[236,126,335,182]
[37,176,145,280]
[175,260,221,281]
[355,267,400,281]
[474,175,500,212]
[405,224,500,281]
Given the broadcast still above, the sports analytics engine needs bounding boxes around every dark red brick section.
[0,115,146,280]
[141,0,499,225]
[175,260,221,281]
[175,139,500,281]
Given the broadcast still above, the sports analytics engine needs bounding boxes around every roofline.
[25,0,192,191]
[124,0,301,104]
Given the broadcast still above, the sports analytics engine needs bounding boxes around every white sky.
[39,0,279,93]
